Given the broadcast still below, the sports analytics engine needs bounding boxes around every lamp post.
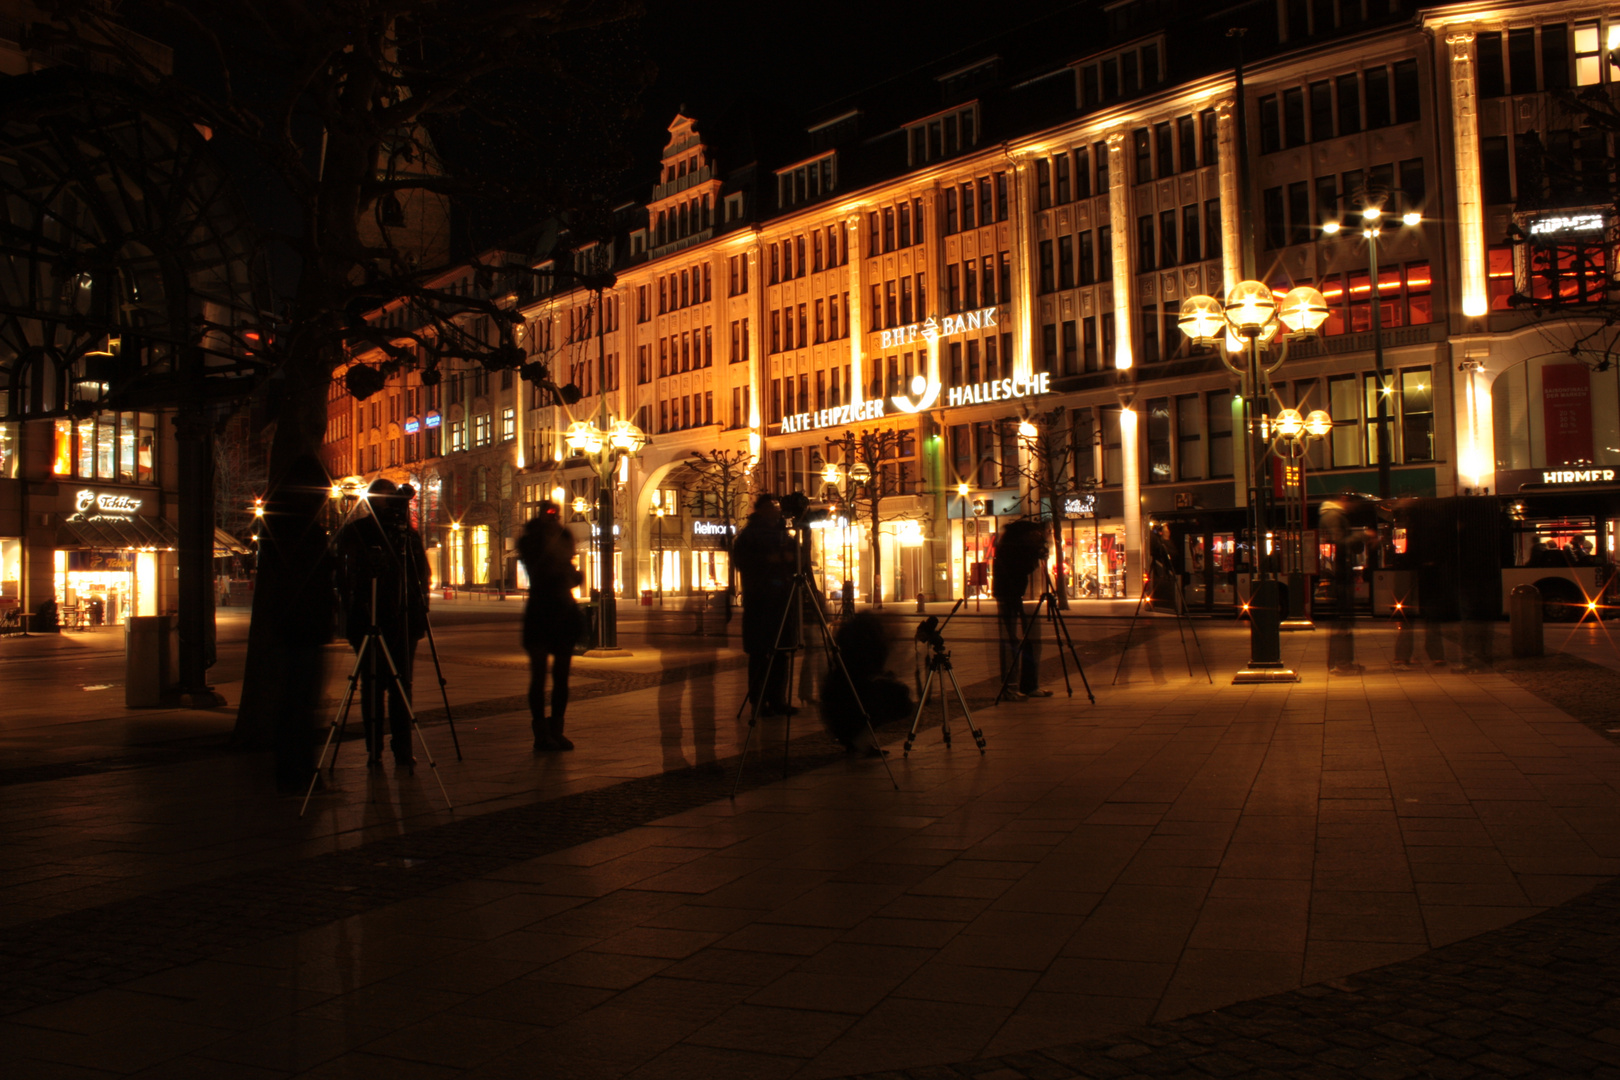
[1178,281,1328,682]
[956,481,970,602]
[1322,206,1422,499]
[564,416,647,652]
[1269,407,1333,630]
[652,500,666,604]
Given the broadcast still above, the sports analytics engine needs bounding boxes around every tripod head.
[914,597,966,655]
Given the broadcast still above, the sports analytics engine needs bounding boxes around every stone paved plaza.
[5,605,1620,1078]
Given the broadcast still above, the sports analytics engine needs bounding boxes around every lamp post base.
[1232,664,1300,684]
[1280,619,1316,632]
[583,647,633,658]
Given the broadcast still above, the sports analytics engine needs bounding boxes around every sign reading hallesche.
[946,372,1051,408]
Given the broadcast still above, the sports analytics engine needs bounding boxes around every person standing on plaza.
[994,517,1052,699]
[732,494,798,717]
[334,478,429,769]
[519,501,583,751]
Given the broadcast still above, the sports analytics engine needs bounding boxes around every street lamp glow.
[821,462,843,485]
[1363,205,1382,221]
[1304,409,1333,438]
[1225,281,1277,333]
[1321,220,1342,235]
[957,482,969,497]
[606,418,647,453]
[551,485,565,504]
[1017,419,1037,439]
[564,420,603,455]
[1177,295,1225,348]
[1402,211,1422,227]
[1277,286,1330,336]
[849,461,872,485]
[1273,408,1305,439]
[571,496,589,514]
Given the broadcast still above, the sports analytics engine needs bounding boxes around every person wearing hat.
[732,493,798,717]
[334,478,430,768]
[519,501,584,750]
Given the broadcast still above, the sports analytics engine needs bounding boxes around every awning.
[56,514,179,551]
[214,528,252,557]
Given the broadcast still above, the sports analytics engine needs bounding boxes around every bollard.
[1509,583,1543,657]
[915,591,927,613]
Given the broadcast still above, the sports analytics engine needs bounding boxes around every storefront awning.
[214,528,252,557]
[56,514,179,551]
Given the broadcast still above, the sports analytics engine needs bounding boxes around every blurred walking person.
[520,502,583,751]
[994,518,1052,699]
[732,494,798,717]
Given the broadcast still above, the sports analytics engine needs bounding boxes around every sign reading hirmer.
[780,397,885,434]
[878,307,998,349]
[946,372,1051,408]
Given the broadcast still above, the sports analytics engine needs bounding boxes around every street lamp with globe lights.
[1320,200,1423,499]
[564,415,647,652]
[1178,280,1328,682]
[1269,407,1334,629]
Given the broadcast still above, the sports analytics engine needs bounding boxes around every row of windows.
[1476,22,1610,98]
[1038,227,1112,293]
[866,278,924,334]
[727,254,750,296]
[1132,201,1221,274]
[769,366,853,421]
[652,193,712,248]
[778,155,836,208]
[1129,111,1219,186]
[50,414,158,484]
[1481,128,1612,207]
[1038,316,1116,376]
[565,354,621,396]
[1261,159,1425,248]
[658,330,713,376]
[1258,60,1421,154]
[906,104,978,166]
[945,334,1013,387]
[563,297,620,342]
[655,265,711,315]
[946,253,1011,313]
[867,200,927,255]
[776,225,849,281]
[1076,39,1164,111]
[770,294,851,353]
[658,392,715,434]
[942,175,1010,234]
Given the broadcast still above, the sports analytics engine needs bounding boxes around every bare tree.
[679,448,754,593]
[997,406,1080,605]
[42,1,648,747]
[824,428,910,606]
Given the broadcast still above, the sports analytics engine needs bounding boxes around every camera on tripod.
[779,491,810,524]
[914,614,946,651]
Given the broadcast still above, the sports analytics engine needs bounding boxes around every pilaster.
[1446,26,1489,319]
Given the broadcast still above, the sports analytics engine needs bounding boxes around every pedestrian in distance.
[519,501,583,751]
[994,517,1052,699]
[334,478,429,769]
[732,494,798,717]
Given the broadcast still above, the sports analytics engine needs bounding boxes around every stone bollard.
[1509,583,1543,658]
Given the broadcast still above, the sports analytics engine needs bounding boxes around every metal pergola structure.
[0,69,271,699]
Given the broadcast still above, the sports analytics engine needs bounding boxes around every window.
[1207,391,1233,477]
[1201,108,1218,166]
[1082,315,1098,371]
[1401,368,1434,463]
[1283,88,1306,147]
[1177,115,1197,172]
[1205,200,1221,261]
[1140,303,1159,364]
[1054,153,1071,203]
[1041,324,1058,373]
[1095,142,1109,193]
[1336,73,1361,136]
[1101,406,1122,483]
[1039,240,1055,293]
[1098,225,1112,281]
[1393,60,1420,123]
[1078,231,1096,285]
[1154,122,1173,178]
[1037,158,1052,209]
[1263,187,1286,249]
[1061,320,1078,375]
[1058,236,1075,289]
[1488,244,1516,309]
[1160,209,1177,267]
[1310,80,1333,141]
[1137,215,1155,270]
[501,408,515,441]
[1074,146,1092,198]
[1133,128,1151,184]
[1288,182,1311,246]
[1328,374,1360,467]
[1181,205,1201,263]
[1176,395,1203,479]
[1146,398,1171,483]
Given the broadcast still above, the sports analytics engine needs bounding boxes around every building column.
[746,242,765,465]
[1104,129,1141,598]
[1011,157,1035,380]
[1214,97,1243,296]
[1452,341,1496,494]
[845,216,865,407]
[1445,26,1490,319]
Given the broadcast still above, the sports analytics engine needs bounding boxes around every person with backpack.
[519,502,584,751]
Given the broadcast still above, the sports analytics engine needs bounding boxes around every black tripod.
[401,539,462,760]
[994,570,1095,705]
[731,569,899,796]
[904,599,986,757]
[1113,569,1212,684]
[300,579,452,816]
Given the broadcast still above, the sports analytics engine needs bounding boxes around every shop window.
[1101,406,1123,484]
[1146,398,1171,483]
[53,418,71,475]
[1488,245,1516,309]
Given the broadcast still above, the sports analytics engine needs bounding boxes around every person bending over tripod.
[520,502,583,751]
[335,479,430,769]
[994,518,1053,699]
[733,494,798,718]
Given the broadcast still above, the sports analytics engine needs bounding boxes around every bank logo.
[890,373,942,414]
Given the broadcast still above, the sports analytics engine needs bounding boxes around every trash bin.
[1509,584,1543,657]
[126,614,174,707]
[641,589,653,606]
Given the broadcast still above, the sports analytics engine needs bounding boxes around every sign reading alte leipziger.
[777,371,1051,433]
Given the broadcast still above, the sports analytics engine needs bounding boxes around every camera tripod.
[904,598,986,757]
[731,568,899,797]
[300,579,452,816]
[401,539,462,760]
[995,570,1095,705]
[1112,569,1212,684]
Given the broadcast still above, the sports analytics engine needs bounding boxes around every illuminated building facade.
[330,0,1620,609]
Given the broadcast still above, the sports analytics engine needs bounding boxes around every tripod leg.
[943,666,987,753]
[1112,581,1151,685]
[1177,579,1212,684]
[804,583,899,789]
[300,638,371,817]
[904,667,936,756]
[421,618,461,761]
[1044,595,1075,699]
[374,635,452,812]
[995,600,1041,705]
[780,644,797,778]
[938,663,951,747]
[1049,594,1096,704]
[731,587,798,800]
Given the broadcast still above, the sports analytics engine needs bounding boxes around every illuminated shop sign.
[1542,468,1617,483]
[780,398,886,434]
[1064,493,1096,518]
[424,410,442,429]
[692,521,735,537]
[404,417,420,434]
[70,489,143,520]
[879,307,999,350]
[946,372,1051,408]
[1528,213,1605,237]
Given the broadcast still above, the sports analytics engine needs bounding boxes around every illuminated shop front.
[53,487,172,626]
[945,488,1127,602]
[688,519,732,595]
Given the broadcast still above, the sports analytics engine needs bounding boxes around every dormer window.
[905,103,979,167]
[777,153,837,209]
[1074,35,1166,111]
[724,192,746,223]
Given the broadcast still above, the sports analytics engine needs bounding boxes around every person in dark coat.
[994,518,1050,697]
[732,494,798,716]
[263,455,335,791]
[334,478,429,768]
[519,502,583,750]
